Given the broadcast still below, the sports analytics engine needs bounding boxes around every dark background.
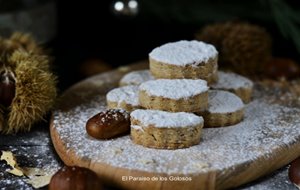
[50,0,300,90]
[52,0,198,90]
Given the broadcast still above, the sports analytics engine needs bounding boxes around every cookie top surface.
[208,90,244,113]
[139,79,208,99]
[120,70,154,86]
[131,109,203,128]
[149,40,218,66]
[106,85,139,106]
[212,71,254,89]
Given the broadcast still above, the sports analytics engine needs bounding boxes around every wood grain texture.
[50,61,300,190]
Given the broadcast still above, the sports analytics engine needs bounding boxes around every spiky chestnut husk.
[195,21,234,51]
[0,32,44,55]
[221,23,272,75]
[0,33,57,134]
[196,21,272,75]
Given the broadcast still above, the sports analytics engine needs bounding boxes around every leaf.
[0,150,24,176]
[23,167,54,189]
[25,175,52,189]
[0,151,56,188]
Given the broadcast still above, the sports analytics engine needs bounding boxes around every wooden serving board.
[50,62,300,190]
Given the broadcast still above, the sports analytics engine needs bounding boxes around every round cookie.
[139,79,209,112]
[198,90,244,128]
[149,40,218,82]
[119,70,154,86]
[106,85,140,112]
[130,109,204,149]
[211,71,253,103]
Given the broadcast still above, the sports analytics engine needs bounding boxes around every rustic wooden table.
[0,115,297,189]
[0,120,61,190]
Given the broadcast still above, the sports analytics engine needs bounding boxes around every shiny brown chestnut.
[86,109,130,139]
[49,166,103,190]
[289,157,300,189]
[0,69,16,107]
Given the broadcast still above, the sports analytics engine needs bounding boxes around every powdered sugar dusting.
[94,109,129,123]
[208,90,244,113]
[120,70,154,86]
[53,88,300,175]
[149,40,218,66]
[106,85,139,106]
[212,71,254,89]
[131,109,203,128]
[139,79,208,99]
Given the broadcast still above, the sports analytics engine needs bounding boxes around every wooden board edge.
[217,139,300,189]
[50,119,217,190]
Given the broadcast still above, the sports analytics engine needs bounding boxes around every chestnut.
[289,157,300,189]
[0,69,16,107]
[264,58,300,79]
[86,109,130,139]
[49,166,103,190]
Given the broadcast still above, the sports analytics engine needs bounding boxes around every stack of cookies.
[106,40,254,149]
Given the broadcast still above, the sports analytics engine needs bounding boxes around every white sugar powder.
[139,79,208,99]
[106,85,139,106]
[53,91,300,175]
[131,109,203,128]
[208,90,244,113]
[149,40,218,66]
[120,70,154,86]
[212,71,254,89]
